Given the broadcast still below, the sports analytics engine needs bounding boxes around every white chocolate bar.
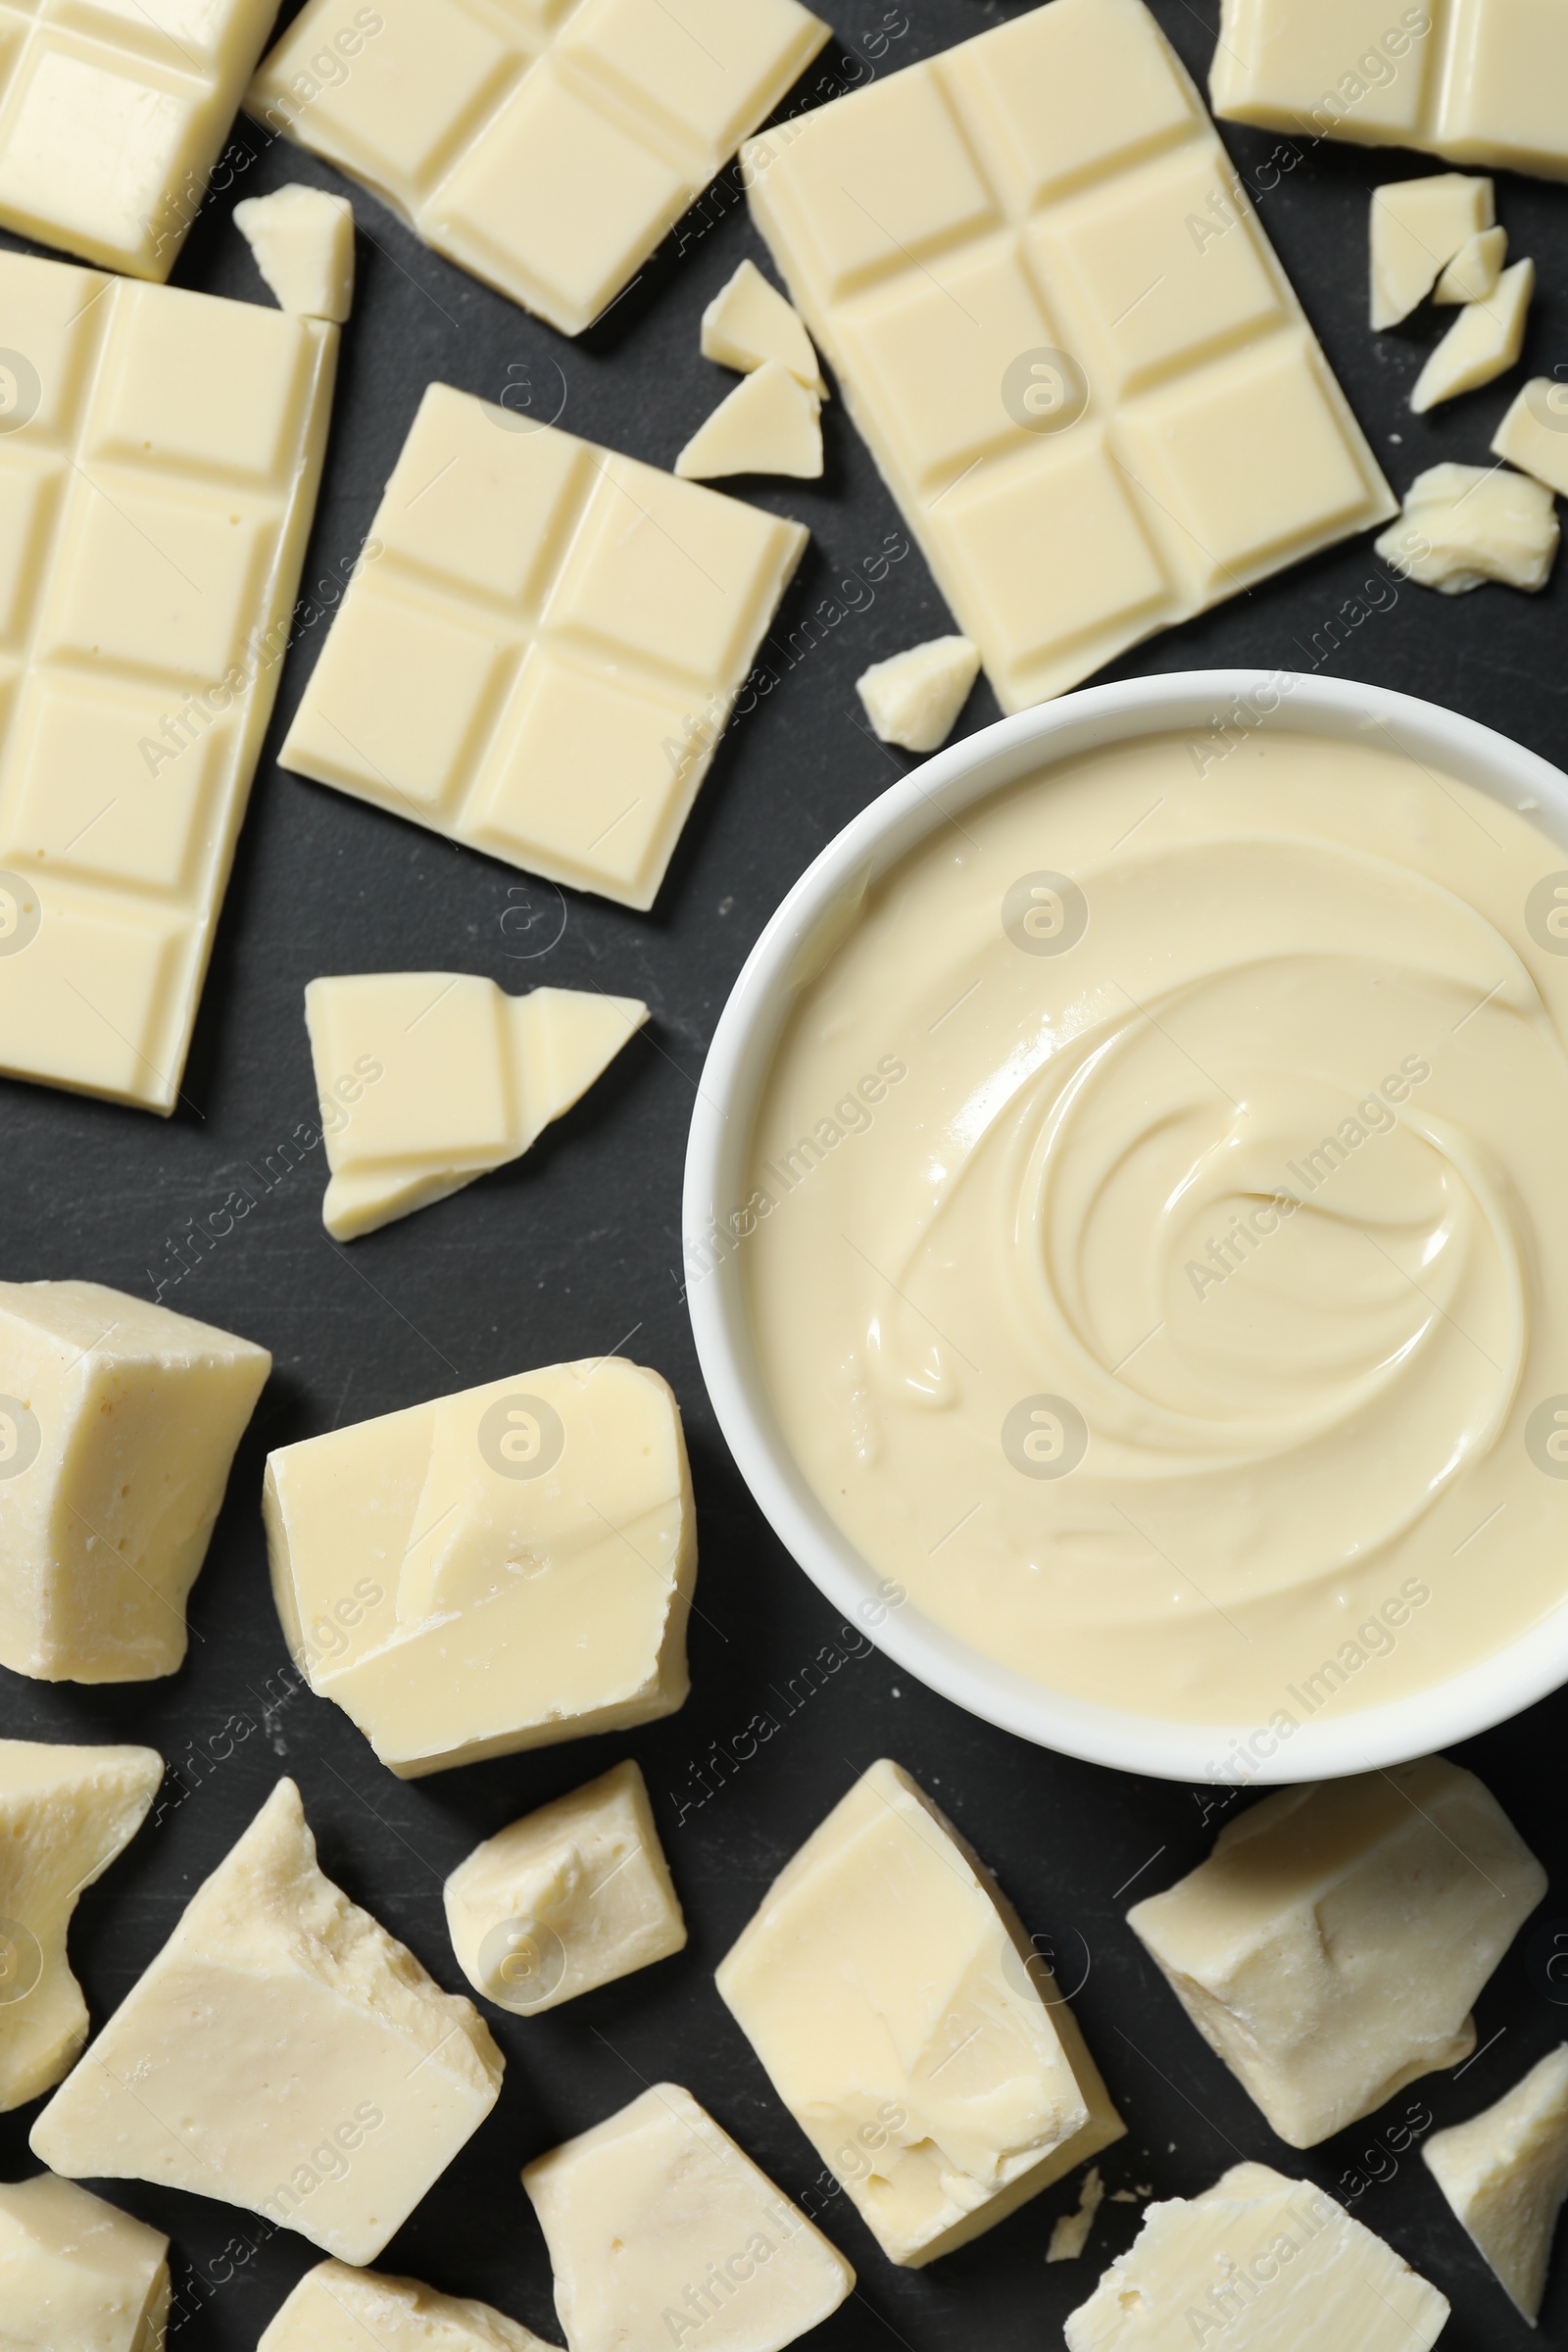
[305,972,648,1238]
[745,0,1394,712]
[1210,0,1568,179]
[280,384,807,908]
[0,0,277,278]
[0,251,336,1112]
[246,0,829,336]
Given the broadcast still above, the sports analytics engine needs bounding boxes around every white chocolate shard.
[445,1760,685,2016]
[0,1280,270,1684]
[1435,222,1507,305]
[675,362,823,481]
[522,2082,854,2352]
[1369,173,1494,328]
[1493,378,1568,500]
[306,974,648,1241]
[29,1780,503,2265]
[857,636,980,753]
[265,1359,696,1778]
[1049,2166,1105,2263]
[234,184,355,321]
[701,260,826,393]
[0,1741,161,2113]
[1127,1757,1546,2148]
[0,2173,170,2352]
[1065,2162,1447,2352]
[716,1757,1124,2267]
[1424,2046,1568,2322]
[1411,256,1534,412]
[259,2258,556,2351]
[1377,463,1559,595]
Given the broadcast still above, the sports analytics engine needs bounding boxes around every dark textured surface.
[1,1,1566,2343]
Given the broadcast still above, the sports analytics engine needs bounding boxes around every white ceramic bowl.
[684,669,1568,1784]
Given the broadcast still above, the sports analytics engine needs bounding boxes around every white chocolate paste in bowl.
[742,728,1568,1728]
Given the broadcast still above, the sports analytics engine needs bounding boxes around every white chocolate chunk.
[1369,173,1494,328]
[856,636,980,754]
[1376,463,1559,595]
[701,261,826,393]
[745,0,1393,714]
[0,1280,270,1684]
[716,1758,1124,2268]
[445,1760,684,2016]
[265,1359,695,1778]
[1493,378,1568,499]
[1435,223,1507,305]
[30,1780,502,2265]
[522,2082,854,2352]
[675,363,823,481]
[0,1742,161,2113]
[0,2173,170,2352]
[306,974,647,1241]
[260,2258,555,2351]
[247,0,829,337]
[1126,1758,1546,2149]
[1209,0,1568,180]
[1424,2047,1568,2322]
[1411,256,1534,412]
[0,252,337,1112]
[234,184,355,321]
[0,0,277,279]
[280,384,808,910]
[1065,2162,1447,2352]
[1049,2166,1105,2263]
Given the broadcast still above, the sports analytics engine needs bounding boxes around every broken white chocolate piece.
[1493,378,1568,500]
[1424,2046,1568,2322]
[702,260,826,393]
[1064,2162,1447,2352]
[265,1358,695,1778]
[445,1760,684,2016]
[247,0,829,337]
[1209,0,1568,179]
[745,0,1394,713]
[1376,463,1559,594]
[856,635,980,753]
[1412,257,1534,412]
[1369,173,1494,328]
[1435,222,1507,305]
[675,362,823,481]
[234,184,356,321]
[0,2173,170,2352]
[29,1780,503,2265]
[0,251,337,1112]
[716,1757,1124,2267]
[522,2082,854,2352]
[305,973,647,1241]
[280,384,808,910]
[1126,1757,1546,2149]
[0,1280,270,1683]
[0,0,277,279]
[259,2258,554,2351]
[0,1741,162,2112]
[1049,2166,1105,2263]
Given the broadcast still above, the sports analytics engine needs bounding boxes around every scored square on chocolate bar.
[745,0,1396,713]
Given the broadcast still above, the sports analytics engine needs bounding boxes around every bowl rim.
[683,666,1568,1786]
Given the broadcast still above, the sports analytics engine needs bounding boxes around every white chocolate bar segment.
[1410,255,1533,412]
[674,362,824,480]
[1377,461,1559,594]
[0,0,278,278]
[1210,0,1568,180]
[306,972,648,1238]
[1493,378,1568,499]
[0,251,337,1112]
[246,0,830,337]
[1369,172,1494,328]
[264,1357,696,1777]
[0,2173,170,2352]
[280,384,807,909]
[234,185,357,321]
[701,259,827,393]
[745,0,1394,713]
